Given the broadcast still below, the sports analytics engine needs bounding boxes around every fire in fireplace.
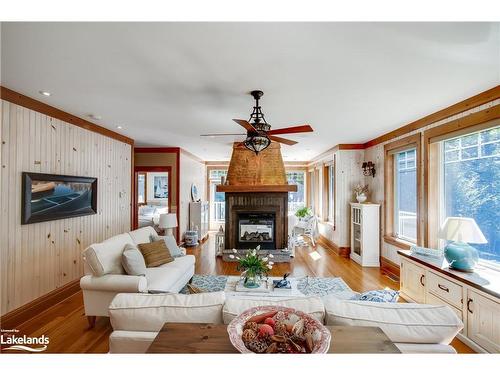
[237,213,275,249]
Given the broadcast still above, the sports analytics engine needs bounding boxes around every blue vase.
[444,241,479,272]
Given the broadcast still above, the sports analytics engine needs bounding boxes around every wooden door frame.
[132,166,174,238]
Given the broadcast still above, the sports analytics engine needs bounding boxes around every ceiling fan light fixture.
[243,133,271,154]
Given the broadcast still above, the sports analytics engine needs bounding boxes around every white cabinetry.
[189,201,209,241]
[350,203,380,267]
[399,252,500,353]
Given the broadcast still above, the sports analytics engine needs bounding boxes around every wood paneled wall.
[0,100,132,315]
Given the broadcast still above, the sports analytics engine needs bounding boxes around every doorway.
[133,167,172,234]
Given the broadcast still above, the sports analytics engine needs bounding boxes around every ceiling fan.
[201,90,313,154]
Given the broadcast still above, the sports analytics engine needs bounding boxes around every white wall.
[318,149,365,247]
[179,150,206,239]
[0,100,132,314]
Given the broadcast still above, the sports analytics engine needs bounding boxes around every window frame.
[384,133,422,249]
[424,111,500,254]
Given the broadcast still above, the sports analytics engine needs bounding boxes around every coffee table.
[146,323,401,354]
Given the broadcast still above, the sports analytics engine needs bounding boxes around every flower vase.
[243,272,261,288]
[356,193,367,203]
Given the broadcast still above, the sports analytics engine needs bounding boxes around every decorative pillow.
[187,284,205,294]
[150,234,184,257]
[352,289,400,303]
[121,244,147,276]
[137,240,174,267]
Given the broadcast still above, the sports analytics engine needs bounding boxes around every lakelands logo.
[1,329,49,352]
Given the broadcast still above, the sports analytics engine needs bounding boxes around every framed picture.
[153,175,168,199]
[22,172,97,224]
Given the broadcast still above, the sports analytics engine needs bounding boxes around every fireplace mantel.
[216,184,297,193]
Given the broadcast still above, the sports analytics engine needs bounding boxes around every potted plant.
[295,206,312,222]
[229,246,274,288]
[353,184,369,203]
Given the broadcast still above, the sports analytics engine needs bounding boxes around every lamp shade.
[159,213,178,229]
[438,217,487,244]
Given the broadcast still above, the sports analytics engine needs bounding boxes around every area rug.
[180,274,354,298]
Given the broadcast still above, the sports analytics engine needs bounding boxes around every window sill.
[319,220,336,230]
[383,235,414,250]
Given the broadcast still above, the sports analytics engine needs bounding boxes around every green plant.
[295,206,312,218]
[231,246,273,277]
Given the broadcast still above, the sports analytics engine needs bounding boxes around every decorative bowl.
[227,305,331,354]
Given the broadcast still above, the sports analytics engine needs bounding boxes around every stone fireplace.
[217,142,296,250]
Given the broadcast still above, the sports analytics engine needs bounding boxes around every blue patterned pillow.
[351,289,399,303]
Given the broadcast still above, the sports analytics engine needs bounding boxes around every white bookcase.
[350,203,380,267]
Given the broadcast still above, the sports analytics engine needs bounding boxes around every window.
[394,148,417,242]
[208,169,227,225]
[438,126,499,264]
[137,173,146,204]
[286,171,306,214]
[322,163,335,223]
[308,169,319,215]
[384,134,421,247]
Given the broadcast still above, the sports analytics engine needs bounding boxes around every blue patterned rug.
[180,274,354,298]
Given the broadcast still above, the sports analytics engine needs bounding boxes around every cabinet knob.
[467,298,473,314]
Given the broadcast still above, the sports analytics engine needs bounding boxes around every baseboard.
[318,235,350,258]
[380,257,400,280]
[0,279,81,329]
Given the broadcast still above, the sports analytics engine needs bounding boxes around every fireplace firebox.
[238,212,275,249]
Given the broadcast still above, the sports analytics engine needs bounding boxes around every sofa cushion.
[109,292,225,332]
[122,244,147,276]
[83,233,133,276]
[323,297,463,344]
[144,255,195,292]
[152,234,184,257]
[222,296,325,324]
[138,240,174,267]
[129,226,157,245]
[395,343,457,354]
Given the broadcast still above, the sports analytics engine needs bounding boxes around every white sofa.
[108,292,464,354]
[80,226,195,326]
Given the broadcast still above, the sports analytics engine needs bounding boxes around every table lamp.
[438,217,487,272]
[159,213,178,236]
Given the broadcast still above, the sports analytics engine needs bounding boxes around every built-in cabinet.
[189,201,209,241]
[350,203,380,267]
[399,252,500,353]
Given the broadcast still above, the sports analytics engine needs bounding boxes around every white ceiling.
[1,22,499,161]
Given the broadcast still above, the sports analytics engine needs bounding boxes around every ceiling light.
[39,90,51,96]
[243,133,270,155]
[117,126,123,129]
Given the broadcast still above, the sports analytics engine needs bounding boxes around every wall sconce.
[362,161,376,177]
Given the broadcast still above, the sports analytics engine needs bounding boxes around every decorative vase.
[356,193,367,203]
[243,271,261,288]
[444,241,479,272]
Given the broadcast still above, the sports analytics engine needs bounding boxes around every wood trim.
[308,144,364,165]
[423,104,500,247]
[134,147,181,153]
[383,235,412,250]
[216,184,297,193]
[318,235,350,258]
[380,257,400,280]
[383,133,422,246]
[0,279,80,329]
[0,86,134,146]
[175,149,180,241]
[364,85,500,148]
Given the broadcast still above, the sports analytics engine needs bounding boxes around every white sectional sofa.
[80,226,195,324]
[108,292,464,354]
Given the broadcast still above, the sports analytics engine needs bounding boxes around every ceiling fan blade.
[233,119,256,132]
[200,133,246,137]
[267,125,313,135]
[269,135,298,146]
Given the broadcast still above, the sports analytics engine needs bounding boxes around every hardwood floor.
[1,234,474,353]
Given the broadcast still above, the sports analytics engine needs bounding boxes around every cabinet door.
[467,290,500,353]
[401,260,426,303]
